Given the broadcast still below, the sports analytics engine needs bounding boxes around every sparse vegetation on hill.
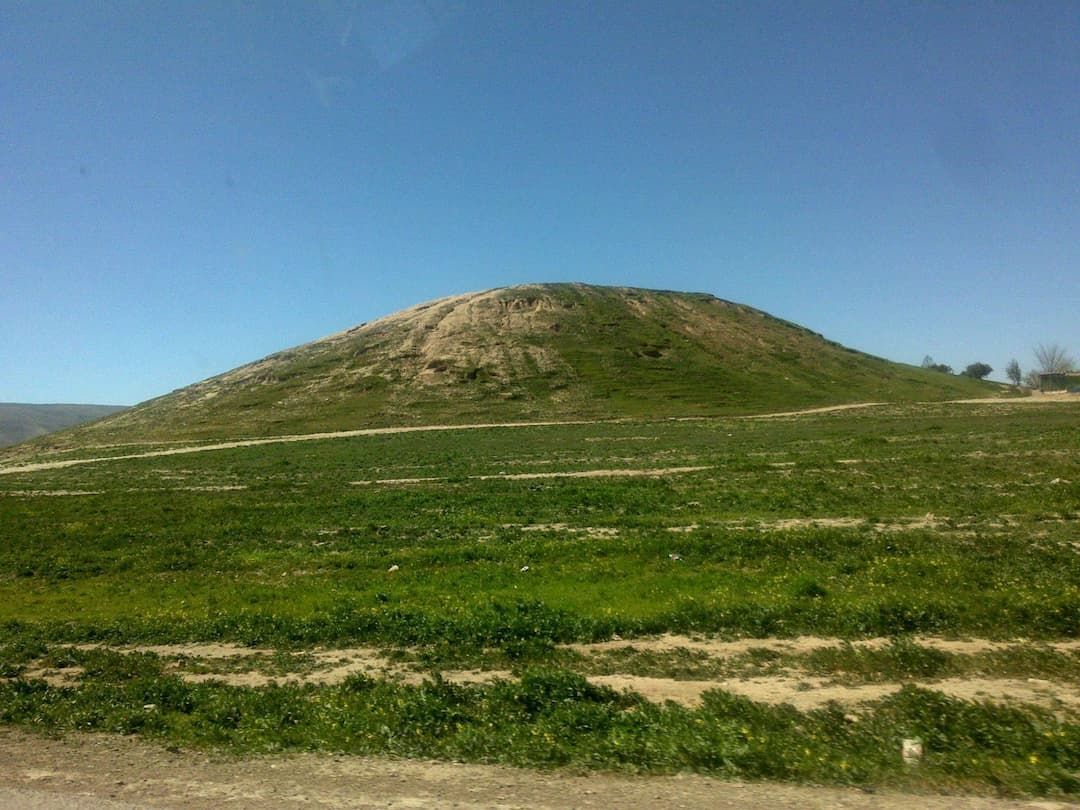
[17,284,1001,452]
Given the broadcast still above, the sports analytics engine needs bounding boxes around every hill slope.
[33,284,999,447]
[0,403,128,448]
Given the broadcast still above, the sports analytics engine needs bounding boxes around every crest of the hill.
[22,283,1002,449]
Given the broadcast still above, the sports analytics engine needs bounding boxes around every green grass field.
[1,400,1078,796]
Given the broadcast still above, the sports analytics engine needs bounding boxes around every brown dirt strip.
[0,490,104,497]
[350,465,712,486]
[473,465,710,480]
[564,633,1080,657]
[0,486,248,497]
[41,637,1080,714]
[737,402,888,419]
[588,674,1080,713]
[5,729,1071,810]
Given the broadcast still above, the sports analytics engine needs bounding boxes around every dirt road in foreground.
[1,728,1074,810]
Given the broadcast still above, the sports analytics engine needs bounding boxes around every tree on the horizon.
[921,355,953,374]
[1005,359,1022,386]
[962,362,993,380]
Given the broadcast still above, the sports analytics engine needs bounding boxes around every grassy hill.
[0,403,127,448]
[19,283,1000,450]
[0,284,1072,799]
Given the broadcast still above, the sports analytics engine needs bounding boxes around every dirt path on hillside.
[5,396,1066,477]
[1,728,1074,810]
[737,402,887,419]
[0,419,602,475]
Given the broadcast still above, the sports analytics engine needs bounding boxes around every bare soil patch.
[473,465,711,481]
[566,633,1080,657]
[739,402,889,419]
[703,513,1019,534]
[588,673,1080,714]
[508,523,620,537]
[4,728,1071,810]
[561,635,1080,713]
[85,643,272,659]
[563,633,867,657]
[71,644,417,688]
[0,490,104,497]
[350,465,711,486]
[40,636,1080,716]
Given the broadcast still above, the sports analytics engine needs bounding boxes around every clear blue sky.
[3,1,1078,404]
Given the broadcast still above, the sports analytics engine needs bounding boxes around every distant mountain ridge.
[0,403,128,448]
[10,283,1001,451]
